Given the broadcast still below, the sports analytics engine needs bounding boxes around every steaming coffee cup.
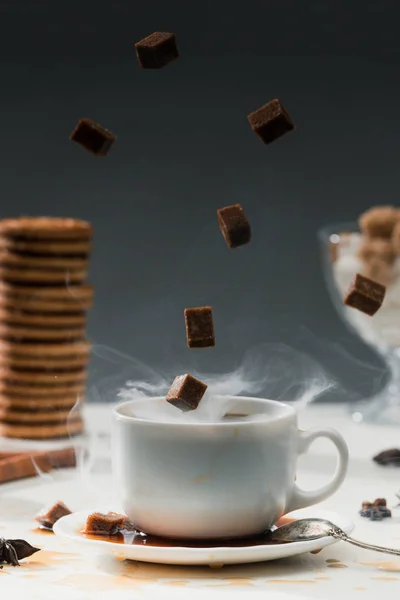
[112,396,348,540]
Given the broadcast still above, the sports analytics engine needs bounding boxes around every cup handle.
[285,428,349,513]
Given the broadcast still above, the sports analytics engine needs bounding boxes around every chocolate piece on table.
[358,206,399,239]
[85,512,126,536]
[70,118,116,156]
[35,501,72,530]
[135,32,179,69]
[184,306,215,348]
[166,374,208,412]
[373,498,387,507]
[373,448,400,465]
[217,204,251,249]
[247,99,295,145]
[344,273,386,316]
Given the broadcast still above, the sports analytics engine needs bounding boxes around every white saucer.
[54,507,354,566]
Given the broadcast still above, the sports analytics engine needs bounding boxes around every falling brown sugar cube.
[217,204,251,249]
[358,206,399,239]
[70,118,116,156]
[344,273,386,316]
[247,99,295,145]
[85,512,126,536]
[184,306,215,348]
[35,501,72,530]
[166,374,208,412]
[135,32,179,69]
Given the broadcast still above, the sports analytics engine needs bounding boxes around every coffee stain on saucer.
[325,558,341,563]
[359,561,400,572]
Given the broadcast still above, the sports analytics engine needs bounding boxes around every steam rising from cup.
[117,342,335,423]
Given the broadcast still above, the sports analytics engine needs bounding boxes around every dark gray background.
[1,0,399,401]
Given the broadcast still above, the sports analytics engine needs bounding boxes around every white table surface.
[1,402,400,599]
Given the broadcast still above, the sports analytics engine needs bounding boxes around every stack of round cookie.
[0,217,93,439]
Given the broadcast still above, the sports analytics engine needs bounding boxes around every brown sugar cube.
[247,99,295,145]
[362,257,391,287]
[217,204,251,249]
[184,306,215,349]
[344,273,386,316]
[358,238,396,264]
[359,206,399,239]
[135,32,179,69]
[85,512,126,536]
[70,118,116,156]
[35,501,72,530]
[166,374,208,412]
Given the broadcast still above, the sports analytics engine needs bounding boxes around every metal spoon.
[267,518,400,556]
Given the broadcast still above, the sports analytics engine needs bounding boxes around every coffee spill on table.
[55,573,148,592]
[359,560,400,572]
[23,550,80,568]
[328,564,348,569]
[266,579,317,585]
[32,527,54,536]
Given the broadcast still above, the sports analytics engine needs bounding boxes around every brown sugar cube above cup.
[70,118,116,156]
[184,306,215,348]
[344,273,386,316]
[166,374,208,412]
[35,501,72,530]
[247,99,295,145]
[217,204,251,249]
[359,206,399,239]
[135,32,179,69]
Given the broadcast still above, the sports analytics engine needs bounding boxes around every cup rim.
[113,395,295,428]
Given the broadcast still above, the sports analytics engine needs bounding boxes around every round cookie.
[0,282,93,312]
[0,382,86,397]
[0,418,84,439]
[0,308,86,328]
[0,237,92,255]
[0,408,78,423]
[0,353,89,370]
[0,368,87,384]
[0,340,91,358]
[0,323,86,341]
[0,251,89,269]
[0,266,87,284]
[0,394,85,409]
[0,217,92,240]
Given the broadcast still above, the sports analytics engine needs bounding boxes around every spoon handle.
[330,531,400,556]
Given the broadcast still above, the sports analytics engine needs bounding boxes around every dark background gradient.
[1,0,400,401]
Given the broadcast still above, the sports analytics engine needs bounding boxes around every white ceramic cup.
[112,396,349,539]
